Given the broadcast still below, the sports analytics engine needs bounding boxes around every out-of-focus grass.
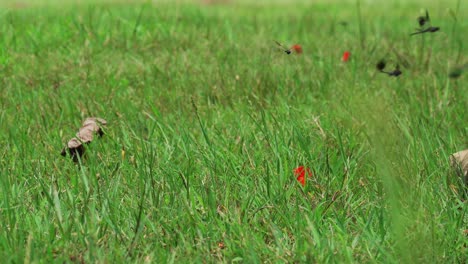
[0,0,466,262]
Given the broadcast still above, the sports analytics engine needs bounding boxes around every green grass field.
[0,0,467,262]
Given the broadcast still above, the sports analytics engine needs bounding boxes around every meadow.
[0,0,467,262]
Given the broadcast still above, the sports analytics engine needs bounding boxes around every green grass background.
[0,0,467,262]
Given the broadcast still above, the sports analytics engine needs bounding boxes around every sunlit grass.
[0,0,466,262]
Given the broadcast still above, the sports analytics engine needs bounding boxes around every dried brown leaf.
[61,117,107,161]
[67,138,82,149]
[450,149,468,184]
[76,126,95,143]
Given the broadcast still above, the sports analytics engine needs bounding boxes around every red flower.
[291,44,303,54]
[342,51,351,62]
[294,166,312,186]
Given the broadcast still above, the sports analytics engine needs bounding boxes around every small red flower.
[342,51,351,62]
[294,166,312,186]
[291,44,303,54]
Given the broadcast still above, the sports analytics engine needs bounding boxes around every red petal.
[342,51,351,62]
[291,44,303,54]
[294,166,312,186]
[297,175,306,186]
[294,166,305,177]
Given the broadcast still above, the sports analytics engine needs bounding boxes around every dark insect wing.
[425,9,430,23]
[274,40,287,50]
[338,21,348,26]
[274,40,283,48]
[394,71,402,77]
[391,65,402,76]
[449,69,462,79]
[376,59,402,77]
[449,63,468,79]
[411,25,440,36]
[410,27,428,35]
[274,40,291,54]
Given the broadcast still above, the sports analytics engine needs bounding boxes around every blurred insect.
[338,21,348,27]
[449,63,468,79]
[274,40,291,54]
[376,59,402,77]
[411,9,440,36]
[376,60,386,71]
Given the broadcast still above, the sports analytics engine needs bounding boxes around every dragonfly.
[411,9,440,36]
[376,60,402,77]
[274,40,291,54]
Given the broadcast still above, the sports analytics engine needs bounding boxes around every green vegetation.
[0,0,466,262]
